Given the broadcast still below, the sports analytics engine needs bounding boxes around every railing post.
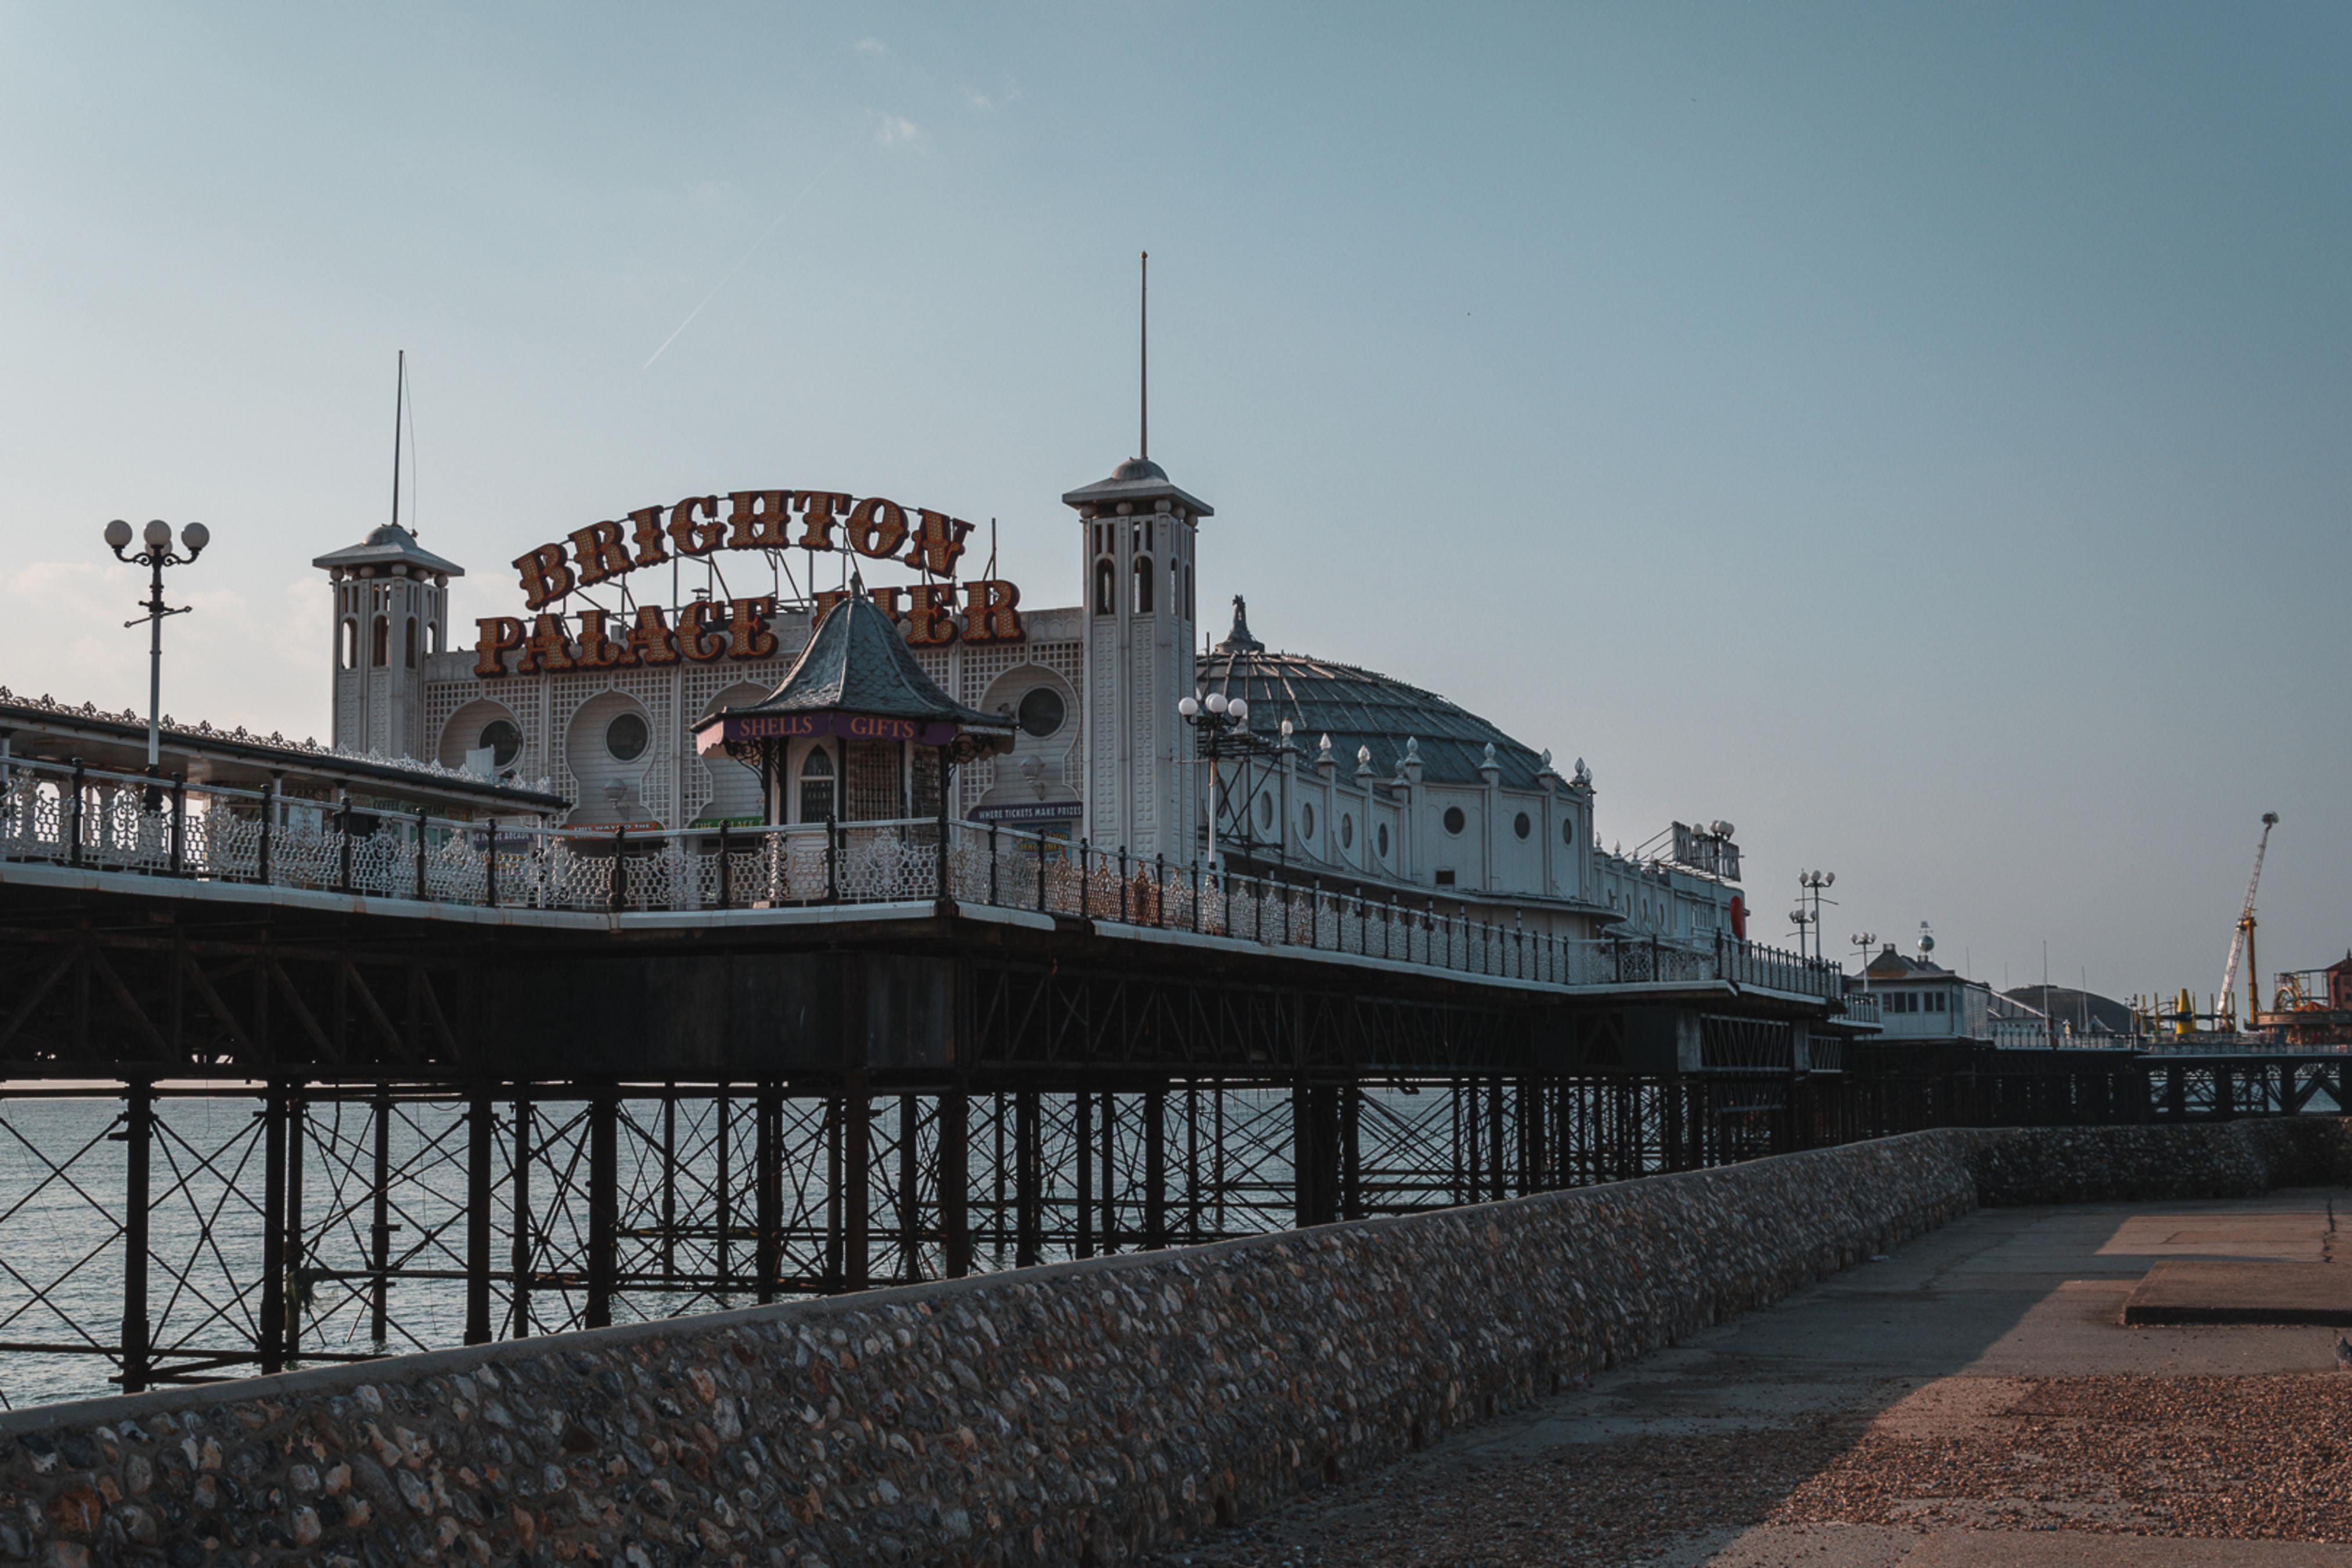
[1118,845,1130,923]
[935,743,954,914]
[1079,839,1090,919]
[336,792,354,893]
[1036,829,1047,912]
[69,758,85,867]
[610,828,628,913]
[717,820,733,909]
[168,774,186,875]
[1155,851,1166,927]
[259,775,276,885]
[988,823,999,907]
[414,805,429,901]
[1191,859,1201,934]
[825,813,839,904]
[485,818,500,908]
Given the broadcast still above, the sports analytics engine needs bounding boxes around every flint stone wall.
[1970,1118,2352,1206]
[0,1128,1998,1568]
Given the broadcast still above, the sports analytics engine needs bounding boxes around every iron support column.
[120,1081,152,1394]
[587,1089,618,1329]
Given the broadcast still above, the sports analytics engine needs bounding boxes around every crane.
[2217,812,2280,1031]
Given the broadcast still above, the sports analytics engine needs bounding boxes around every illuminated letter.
[792,491,850,551]
[961,579,1025,643]
[624,605,679,666]
[722,595,779,660]
[844,497,908,560]
[568,520,634,588]
[812,589,851,626]
[515,612,577,674]
[473,617,524,677]
[627,505,671,568]
[512,544,574,611]
[726,491,793,550]
[679,599,729,663]
[667,495,725,558]
[902,509,973,577]
[906,582,958,647]
[866,585,905,624]
[574,609,635,668]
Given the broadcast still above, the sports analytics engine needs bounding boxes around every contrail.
[641,153,846,371]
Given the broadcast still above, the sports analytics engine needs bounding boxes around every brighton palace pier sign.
[472,488,1026,677]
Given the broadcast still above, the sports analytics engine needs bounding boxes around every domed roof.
[1110,456,1168,483]
[1196,601,1551,790]
[311,522,465,578]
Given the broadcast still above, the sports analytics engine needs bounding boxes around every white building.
[314,453,1753,943]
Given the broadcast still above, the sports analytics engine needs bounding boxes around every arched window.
[428,621,442,655]
[404,617,418,668]
[1094,558,1116,615]
[797,747,836,823]
[339,620,358,671]
[1134,555,1155,614]
[370,616,389,667]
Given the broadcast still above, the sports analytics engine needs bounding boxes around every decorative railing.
[0,756,1847,1002]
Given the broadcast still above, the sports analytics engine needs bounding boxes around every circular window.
[477,720,521,768]
[605,713,649,763]
[1017,687,1066,739]
[1257,794,1275,830]
[1442,805,1466,836]
[1562,818,1576,847]
[1377,823,1390,858]
[1301,802,1316,840]
[1341,814,1354,850]
[1514,811,1531,840]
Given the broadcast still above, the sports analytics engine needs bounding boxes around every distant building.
[1860,944,1993,1048]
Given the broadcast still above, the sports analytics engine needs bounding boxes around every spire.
[1215,595,1263,654]
[1139,250,1149,462]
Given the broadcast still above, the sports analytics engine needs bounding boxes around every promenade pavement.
[1147,1188,2352,1567]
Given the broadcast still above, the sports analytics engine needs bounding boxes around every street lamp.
[1850,931,1878,992]
[1178,690,1254,870]
[1792,868,1835,962]
[105,518,210,781]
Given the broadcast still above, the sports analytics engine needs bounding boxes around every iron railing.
[0,756,1846,1001]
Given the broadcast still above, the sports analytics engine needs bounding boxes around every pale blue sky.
[2,3,2344,1001]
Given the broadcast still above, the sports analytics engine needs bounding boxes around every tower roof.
[311,523,465,578]
[1060,456,1214,517]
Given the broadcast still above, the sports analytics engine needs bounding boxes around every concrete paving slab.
[2123,1260,2352,1325]
[1898,1530,2352,1565]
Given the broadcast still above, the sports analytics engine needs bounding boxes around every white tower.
[1061,458,1211,864]
[311,524,463,760]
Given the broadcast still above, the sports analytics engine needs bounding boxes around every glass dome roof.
[1196,598,1549,790]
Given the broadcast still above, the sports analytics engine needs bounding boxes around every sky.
[1,3,2345,1004]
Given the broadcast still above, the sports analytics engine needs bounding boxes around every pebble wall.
[1969,1117,2352,1205]
[5,1118,2337,1568]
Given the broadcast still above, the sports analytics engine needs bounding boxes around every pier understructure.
[0,783,2340,1397]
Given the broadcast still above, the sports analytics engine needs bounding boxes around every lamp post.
[1850,931,1878,993]
[105,518,210,781]
[1790,868,1835,962]
[1177,689,1252,871]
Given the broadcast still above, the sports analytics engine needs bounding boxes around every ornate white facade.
[315,458,1748,942]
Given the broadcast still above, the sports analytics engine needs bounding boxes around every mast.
[390,350,405,531]
[1139,251,1148,461]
